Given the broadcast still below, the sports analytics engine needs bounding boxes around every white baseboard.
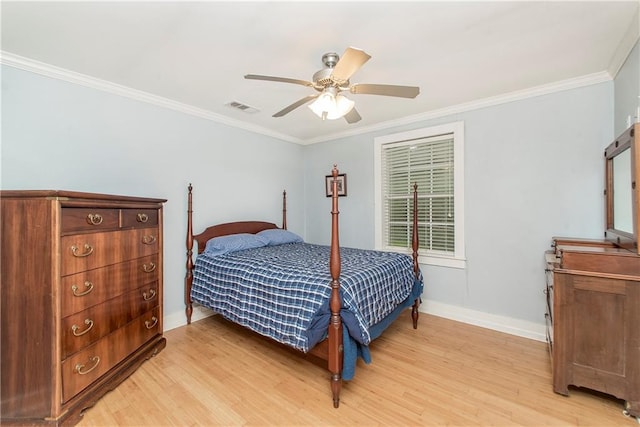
[162,300,547,342]
[420,299,547,342]
[163,305,215,331]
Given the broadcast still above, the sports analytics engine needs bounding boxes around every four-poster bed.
[184,166,423,407]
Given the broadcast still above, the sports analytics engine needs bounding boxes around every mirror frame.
[604,124,639,253]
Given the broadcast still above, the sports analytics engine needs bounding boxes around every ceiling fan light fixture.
[246,47,418,123]
[308,87,354,120]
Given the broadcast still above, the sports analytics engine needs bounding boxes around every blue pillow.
[257,229,304,246]
[204,233,268,257]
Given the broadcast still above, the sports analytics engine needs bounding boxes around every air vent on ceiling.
[225,101,260,114]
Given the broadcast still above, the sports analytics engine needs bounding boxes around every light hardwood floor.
[77,313,636,426]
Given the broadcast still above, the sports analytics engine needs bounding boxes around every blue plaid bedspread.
[191,242,421,353]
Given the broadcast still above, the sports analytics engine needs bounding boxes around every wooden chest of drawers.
[1,190,167,426]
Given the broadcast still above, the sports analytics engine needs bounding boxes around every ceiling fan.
[244,47,420,124]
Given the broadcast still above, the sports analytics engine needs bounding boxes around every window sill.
[378,247,466,269]
[418,254,466,269]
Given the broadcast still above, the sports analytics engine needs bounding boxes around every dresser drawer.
[121,208,158,229]
[61,282,160,358]
[61,307,161,402]
[61,255,159,317]
[62,208,120,233]
[61,228,160,276]
[559,248,640,276]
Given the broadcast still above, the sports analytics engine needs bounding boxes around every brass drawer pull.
[142,235,157,245]
[86,214,103,225]
[71,281,94,297]
[145,316,158,329]
[71,319,94,337]
[71,244,93,258]
[142,289,157,301]
[74,356,100,375]
[137,213,149,223]
[142,262,156,273]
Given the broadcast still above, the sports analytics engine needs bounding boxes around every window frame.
[374,121,466,269]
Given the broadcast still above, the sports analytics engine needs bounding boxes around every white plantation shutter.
[381,134,455,255]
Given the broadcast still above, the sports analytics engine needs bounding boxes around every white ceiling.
[2,1,639,144]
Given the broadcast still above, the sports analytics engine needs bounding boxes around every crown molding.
[0,51,302,144]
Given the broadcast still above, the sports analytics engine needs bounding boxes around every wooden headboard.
[193,221,278,255]
[185,184,287,256]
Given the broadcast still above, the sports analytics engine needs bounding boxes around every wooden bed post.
[185,183,194,324]
[328,165,343,408]
[282,190,287,230]
[411,182,420,329]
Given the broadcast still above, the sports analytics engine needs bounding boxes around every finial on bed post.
[328,164,343,408]
[411,182,420,329]
[282,190,287,230]
[185,183,194,324]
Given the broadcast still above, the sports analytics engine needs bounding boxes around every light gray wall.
[304,82,613,326]
[614,39,639,136]
[1,65,305,327]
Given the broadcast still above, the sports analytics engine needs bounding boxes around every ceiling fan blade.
[350,83,420,98]
[330,47,371,82]
[344,107,361,124]
[245,74,315,88]
[273,94,319,117]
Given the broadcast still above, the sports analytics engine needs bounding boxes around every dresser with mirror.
[545,124,639,418]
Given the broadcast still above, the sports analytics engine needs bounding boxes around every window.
[374,122,465,268]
